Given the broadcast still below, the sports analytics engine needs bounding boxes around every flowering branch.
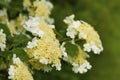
[0,0,103,80]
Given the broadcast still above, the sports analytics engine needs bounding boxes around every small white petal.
[56,63,61,71]
[83,43,91,52]
[24,16,44,37]
[72,60,92,74]
[39,57,48,65]
[27,37,38,49]
[8,65,15,79]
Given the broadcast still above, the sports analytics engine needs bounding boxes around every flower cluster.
[61,42,92,74]
[59,14,103,73]
[25,21,62,71]
[8,54,33,80]
[0,0,103,80]
[64,14,103,54]
[22,0,62,72]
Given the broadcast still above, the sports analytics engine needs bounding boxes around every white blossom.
[83,43,91,52]
[64,14,81,39]
[8,65,15,79]
[55,63,61,71]
[83,42,103,54]
[24,16,44,37]
[66,21,81,39]
[27,37,38,49]
[12,54,21,65]
[66,27,77,39]
[63,14,75,24]
[72,60,92,74]
[39,57,48,65]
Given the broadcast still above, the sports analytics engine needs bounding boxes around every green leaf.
[11,48,29,63]
[0,23,13,51]
[7,0,24,19]
[0,23,11,36]
[12,34,30,48]
[64,42,79,57]
[0,51,10,58]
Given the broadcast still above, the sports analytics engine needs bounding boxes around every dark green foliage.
[11,34,30,48]
[7,0,23,19]
[11,48,29,62]
[0,23,11,36]
[64,42,79,57]
[0,0,24,19]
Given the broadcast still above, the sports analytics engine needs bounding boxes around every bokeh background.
[45,0,120,80]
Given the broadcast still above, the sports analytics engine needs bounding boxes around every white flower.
[24,16,44,37]
[0,29,6,51]
[66,27,77,39]
[72,60,92,74]
[8,65,15,79]
[71,21,81,29]
[39,57,48,65]
[55,63,61,71]
[63,14,75,24]
[64,14,81,39]
[83,42,103,54]
[91,43,103,54]
[12,54,21,65]
[83,43,91,52]
[66,21,81,39]
[64,15,103,54]
[27,37,38,49]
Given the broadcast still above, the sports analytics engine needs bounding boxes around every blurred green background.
[46,0,120,80]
